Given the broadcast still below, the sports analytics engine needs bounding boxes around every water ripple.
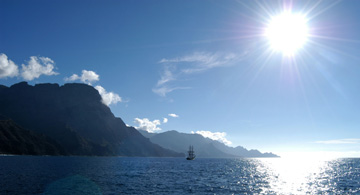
[0,156,359,194]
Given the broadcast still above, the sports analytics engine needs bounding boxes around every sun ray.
[290,54,315,124]
[247,47,277,86]
[306,0,342,21]
[309,34,360,43]
[308,39,360,61]
[299,48,347,123]
[236,0,275,25]
[255,0,279,21]
[301,0,322,18]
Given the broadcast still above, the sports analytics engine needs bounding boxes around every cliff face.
[0,82,183,157]
[0,119,65,155]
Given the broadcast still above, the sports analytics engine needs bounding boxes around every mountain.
[0,119,65,155]
[0,82,183,157]
[210,141,279,158]
[140,130,279,158]
[143,130,236,158]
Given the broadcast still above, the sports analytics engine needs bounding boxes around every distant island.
[0,82,278,158]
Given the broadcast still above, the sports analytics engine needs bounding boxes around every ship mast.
[186,145,195,160]
[188,145,194,157]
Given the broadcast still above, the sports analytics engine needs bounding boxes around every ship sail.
[186,145,195,160]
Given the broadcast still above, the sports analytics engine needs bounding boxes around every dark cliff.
[0,119,65,155]
[0,82,183,157]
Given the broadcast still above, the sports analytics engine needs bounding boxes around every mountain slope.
[0,120,65,155]
[211,141,278,158]
[0,82,183,157]
[147,130,236,158]
[140,130,279,158]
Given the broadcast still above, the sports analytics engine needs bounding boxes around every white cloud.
[65,70,122,106]
[94,85,122,106]
[134,118,162,133]
[66,74,80,81]
[163,118,168,123]
[314,139,360,144]
[21,56,58,81]
[191,130,232,146]
[0,53,19,79]
[154,51,245,96]
[0,53,59,81]
[168,113,179,118]
[65,70,99,84]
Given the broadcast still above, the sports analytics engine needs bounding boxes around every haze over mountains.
[139,130,278,158]
[0,82,278,158]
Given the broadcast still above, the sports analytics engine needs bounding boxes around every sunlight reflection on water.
[258,158,360,194]
[259,158,327,194]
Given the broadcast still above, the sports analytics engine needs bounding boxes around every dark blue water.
[0,156,359,194]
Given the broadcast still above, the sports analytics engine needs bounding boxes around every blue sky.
[1,0,360,157]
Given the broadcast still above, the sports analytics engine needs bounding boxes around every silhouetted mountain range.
[0,82,183,157]
[139,130,279,158]
[0,81,278,158]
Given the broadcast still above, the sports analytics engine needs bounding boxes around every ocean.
[1,156,359,194]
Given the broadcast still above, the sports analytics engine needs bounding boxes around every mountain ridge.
[0,82,183,157]
[0,81,278,158]
[139,130,279,158]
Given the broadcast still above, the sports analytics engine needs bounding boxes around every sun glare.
[266,12,309,56]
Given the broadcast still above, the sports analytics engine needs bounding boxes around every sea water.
[0,156,359,194]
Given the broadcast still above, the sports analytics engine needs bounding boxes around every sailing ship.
[186,145,195,160]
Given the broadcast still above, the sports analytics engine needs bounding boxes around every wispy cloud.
[153,51,245,96]
[168,113,179,118]
[191,130,232,146]
[152,86,190,97]
[134,118,162,133]
[156,65,176,86]
[65,70,122,106]
[0,53,58,81]
[160,52,238,74]
[314,139,360,144]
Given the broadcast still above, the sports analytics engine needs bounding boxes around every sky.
[1,0,360,157]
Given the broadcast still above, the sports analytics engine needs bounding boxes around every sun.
[265,12,309,56]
